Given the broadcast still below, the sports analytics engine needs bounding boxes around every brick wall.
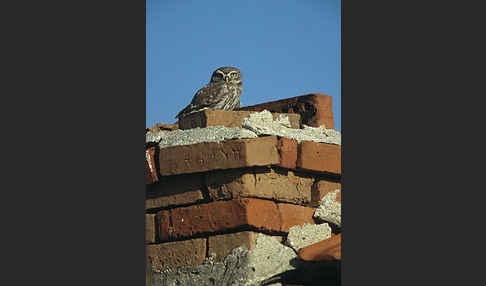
[145,94,341,285]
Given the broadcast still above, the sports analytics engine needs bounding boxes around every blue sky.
[147,0,341,131]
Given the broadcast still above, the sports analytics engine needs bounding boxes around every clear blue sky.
[147,0,341,131]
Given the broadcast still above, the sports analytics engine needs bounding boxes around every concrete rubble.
[146,126,258,147]
[146,130,166,144]
[146,110,341,147]
[245,234,298,285]
[313,190,342,227]
[286,223,332,252]
[150,234,298,286]
[242,110,341,145]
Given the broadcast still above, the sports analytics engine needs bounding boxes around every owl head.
[210,66,242,86]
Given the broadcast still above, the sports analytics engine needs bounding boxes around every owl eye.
[231,73,238,78]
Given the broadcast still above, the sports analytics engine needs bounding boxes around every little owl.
[175,66,242,119]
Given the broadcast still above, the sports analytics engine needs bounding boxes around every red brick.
[145,147,158,184]
[156,210,172,241]
[146,238,206,271]
[297,141,341,175]
[311,180,342,207]
[156,199,317,240]
[238,93,334,129]
[166,199,280,239]
[145,160,153,185]
[277,137,298,169]
[177,109,301,130]
[297,233,341,261]
[145,173,205,210]
[158,136,280,176]
[277,203,316,232]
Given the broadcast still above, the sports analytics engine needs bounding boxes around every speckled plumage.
[175,66,243,119]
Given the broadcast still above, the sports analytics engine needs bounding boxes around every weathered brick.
[277,203,316,232]
[146,238,206,271]
[297,233,341,261]
[156,199,317,240]
[177,109,301,130]
[145,160,153,185]
[238,93,334,129]
[277,137,298,169]
[146,214,156,243]
[158,136,280,176]
[205,168,252,201]
[311,180,342,207]
[145,147,158,184]
[167,199,280,239]
[145,173,205,210]
[205,167,313,205]
[208,231,283,262]
[156,210,172,241]
[297,141,341,175]
[254,168,314,205]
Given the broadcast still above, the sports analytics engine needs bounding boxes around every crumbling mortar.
[146,111,341,150]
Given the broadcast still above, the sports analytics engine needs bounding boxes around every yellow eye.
[231,73,238,78]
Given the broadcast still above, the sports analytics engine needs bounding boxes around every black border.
[3,1,146,285]
[342,0,481,285]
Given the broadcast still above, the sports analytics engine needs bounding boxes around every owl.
[175,66,243,119]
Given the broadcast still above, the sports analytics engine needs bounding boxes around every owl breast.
[212,83,241,111]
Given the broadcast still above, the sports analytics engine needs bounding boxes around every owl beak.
[224,76,230,83]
